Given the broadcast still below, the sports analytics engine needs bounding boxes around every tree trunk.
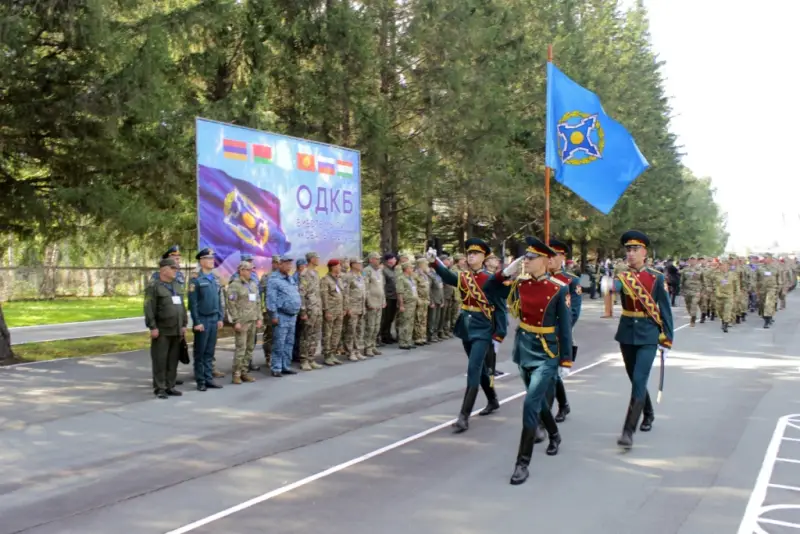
[39,243,60,299]
[0,304,15,362]
[377,0,397,254]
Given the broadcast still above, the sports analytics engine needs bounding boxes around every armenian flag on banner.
[197,164,290,259]
[223,139,247,161]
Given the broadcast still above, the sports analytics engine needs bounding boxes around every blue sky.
[636,0,800,252]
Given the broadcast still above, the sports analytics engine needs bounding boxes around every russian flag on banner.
[318,155,336,175]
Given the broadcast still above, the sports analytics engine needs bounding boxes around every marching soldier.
[428,262,445,342]
[484,237,572,485]
[396,261,418,350]
[298,252,324,371]
[145,257,188,399]
[613,231,674,450]
[363,252,385,356]
[427,238,506,433]
[344,257,368,360]
[757,254,779,328]
[413,257,431,346]
[320,259,345,366]
[680,255,703,326]
[715,259,735,332]
[187,248,224,391]
[546,238,582,424]
[227,261,262,383]
[701,258,718,321]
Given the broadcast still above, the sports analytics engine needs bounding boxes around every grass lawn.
[9,326,236,363]
[3,296,144,327]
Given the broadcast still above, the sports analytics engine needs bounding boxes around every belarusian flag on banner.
[336,160,353,178]
[253,144,273,164]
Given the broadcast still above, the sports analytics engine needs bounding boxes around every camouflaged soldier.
[778,258,790,310]
[736,256,750,322]
[396,261,418,349]
[258,255,281,368]
[700,258,718,321]
[715,259,735,333]
[727,255,743,324]
[337,257,351,356]
[227,261,263,383]
[679,255,703,326]
[448,253,466,333]
[757,254,779,328]
[343,258,367,360]
[413,257,431,345]
[298,251,324,371]
[427,260,444,342]
[439,255,455,340]
[320,259,345,366]
[363,252,385,356]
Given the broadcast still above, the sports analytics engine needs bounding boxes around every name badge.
[248,293,257,302]
[171,296,182,305]
[765,272,772,276]
[335,285,341,293]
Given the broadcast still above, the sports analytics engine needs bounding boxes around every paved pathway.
[1,296,798,534]
[9,317,147,345]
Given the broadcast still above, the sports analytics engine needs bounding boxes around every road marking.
[738,414,800,534]
[163,354,617,534]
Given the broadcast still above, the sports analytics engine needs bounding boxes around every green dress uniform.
[613,231,674,450]
[145,258,188,398]
[484,237,573,486]
[431,238,507,434]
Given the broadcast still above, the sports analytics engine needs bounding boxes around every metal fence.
[0,267,194,301]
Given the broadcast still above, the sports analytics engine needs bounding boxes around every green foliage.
[0,0,726,262]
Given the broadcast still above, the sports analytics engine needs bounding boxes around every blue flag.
[545,63,649,214]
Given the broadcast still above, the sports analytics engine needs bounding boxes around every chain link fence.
[0,267,195,301]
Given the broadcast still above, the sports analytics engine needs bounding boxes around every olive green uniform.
[227,277,261,378]
[144,279,188,392]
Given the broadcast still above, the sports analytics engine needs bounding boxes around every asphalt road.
[1,296,799,534]
[9,317,147,345]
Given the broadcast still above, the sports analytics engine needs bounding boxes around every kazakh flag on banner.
[545,63,649,214]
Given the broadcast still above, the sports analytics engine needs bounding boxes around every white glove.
[502,256,524,277]
[425,247,437,262]
[492,340,500,353]
[558,366,571,380]
[658,346,670,358]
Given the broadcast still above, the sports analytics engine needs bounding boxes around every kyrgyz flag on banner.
[297,149,316,172]
[197,165,290,261]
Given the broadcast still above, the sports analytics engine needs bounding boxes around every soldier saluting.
[613,231,674,450]
[484,236,573,485]
[427,238,507,433]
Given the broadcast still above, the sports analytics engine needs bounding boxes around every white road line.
[163,354,617,534]
[738,414,800,534]
[768,483,800,493]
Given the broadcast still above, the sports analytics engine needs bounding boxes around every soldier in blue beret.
[188,248,225,391]
[427,237,507,434]
[484,237,573,484]
[546,238,582,424]
[613,230,674,450]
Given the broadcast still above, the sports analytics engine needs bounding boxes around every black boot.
[478,374,500,416]
[554,379,570,422]
[510,426,537,485]
[452,386,479,433]
[735,315,741,324]
[722,322,728,333]
[640,393,655,432]
[534,426,547,443]
[764,316,771,329]
[541,409,561,456]
[700,312,706,324]
[617,398,645,450]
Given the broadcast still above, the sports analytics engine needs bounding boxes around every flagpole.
[544,44,553,246]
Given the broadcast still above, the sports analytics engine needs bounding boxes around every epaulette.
[645,267,661,276]
[550,276,567,286]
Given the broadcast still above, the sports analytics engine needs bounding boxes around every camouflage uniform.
[363,252,385,356]
[413,258,431,345]
[700,262,717,320]
[337,258,351,355]
[427,264,444,342]
[259,272,273,367]
[757,258,779,327]
[321,270,345,365]
[679,258,703,325]
[714,263,735,331]
[396,263,418,349]
[439,256,455,339]
[344,259,367,360]
[299,252,324,371]
[779,260,789,309]
[227,266,261,382]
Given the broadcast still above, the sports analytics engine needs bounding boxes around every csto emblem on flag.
[557,111,605,166]
[223,188,270,249]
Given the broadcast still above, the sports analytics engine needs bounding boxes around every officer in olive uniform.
[150,245,186,386]
[230,252,263,372]
[484,237,573,485]
[546,238,582,424]
[613,231,674,450]
[145,257,188,399]
[395,261,418,349]
[227,261,263,384]
[188,248,225,391]
[428,238,506,433]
